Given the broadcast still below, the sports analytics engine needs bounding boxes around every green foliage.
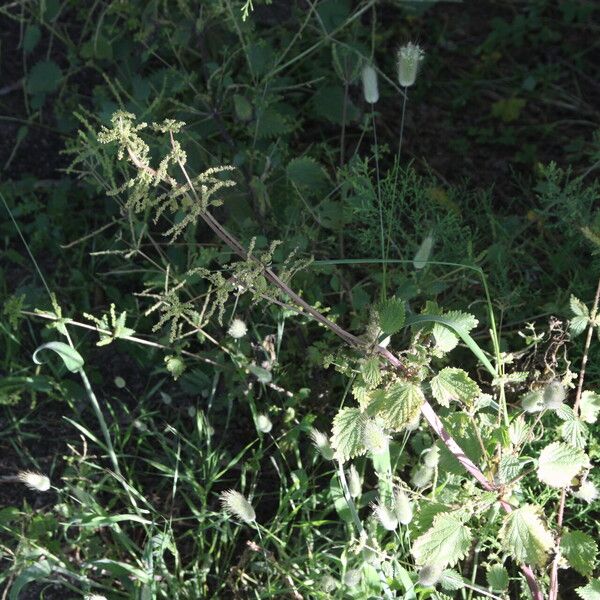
[561,530,598,577]
[536,442,588,488]
[499,505,554,566]
[412,512,473,569]
[430,367,480,408]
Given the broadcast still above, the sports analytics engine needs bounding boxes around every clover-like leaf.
[537,442,588,488]
[412,511,473,568]
[331,408,366,463]
[561,530,598,576]
[430,368,480,408]
[368,381,424,431]
[499,505,554,566]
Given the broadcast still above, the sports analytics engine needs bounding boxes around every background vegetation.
[1,1,599,598]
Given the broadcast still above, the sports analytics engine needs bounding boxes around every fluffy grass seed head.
[84,595,108,600]
[310,428,335,460]
[343,569,362,588]
[423,445,440,468]
[411,465,434,488]
[363,419,389,455]
[220,489,256,523]
[256,414,273,433]
[347,464,362,498]
[228,318,248,339]
[543,380,566,409]
[17,471,51,492]
[418,563,444,587]
[361,63,379,104]
[393,488,413,525]
[397,42,424,87]
[573,480,598,503]
[371,500,398,531]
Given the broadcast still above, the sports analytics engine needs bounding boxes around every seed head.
[371,500,398,531]
[521,390,544,413]
[256,414,273,433]
[393,489,413,525]
[363,419,389,455]
[423,445,440,468]
[85,595,108,600]
[320,575,338,592]
[228,318,248,339]
[220,489,256,523]
[418,563,444,587]
[309,428,335,460]
[347,464,362,498]
[397,42,424,87]
[343,568,362,588]
[361,64,379,104]
[543,380,566,409]
[411,465,434,488]
[573,480,598,503]
[17,471,51,492]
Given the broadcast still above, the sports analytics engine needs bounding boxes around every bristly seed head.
[543,380,566,409]
[397,42,424,88]
[228,318,248,339]
[347,464,362,498]
[371,499,398,531]
[17,471,51,492]
[361,64,379,104]
[256,414,273,433]
[418,563,444,587]
[220,489,256,523]
[393,488,413,525]
[309,428,335,460]
[573,480,598,503]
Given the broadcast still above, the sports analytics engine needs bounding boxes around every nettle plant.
[84,112,599,599]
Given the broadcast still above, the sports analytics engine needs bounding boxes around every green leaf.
[412,511,473,568]
[577,579,600,600]
[23,24,41,54]
[361,357,382,388]
[570,295,590,337]
[331,408,366,463]
[537,442,588,488]
[233,94,253,121]
[486,564,509,591]
[497,455,523,484]
[500,505,554,566]
[430,368,480,407]
[377,297,406,335]
[368,381,424,431]
[248,365,272,384]
[286,157,329,194]
[26,59,63,95]
[561,530,598,576]
[32,342,84,372]
[9,559,52,600]
[580,391,600,424]
[560,418,588,449]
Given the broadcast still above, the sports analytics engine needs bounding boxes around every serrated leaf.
[331,408,366,463]
[570,295,590,317]
[286,157,329,193]
[361,357,382,388]
[499,505,554,566]
[560,419,588,449]
[537,442,588,488]
[486,564,509,591]
[576,578,600,600]
[498,455,524,484]
[571,315,590,337]
[561,530,598,576]
[580,391,600,424]
[430,368,480,407]
[432,311,478,353]
[412,512,473,568]
[26,60,63,95]
[378,297,406,335]
[33,342,84,372]
[368,381,424,431]
[439,569,465,591]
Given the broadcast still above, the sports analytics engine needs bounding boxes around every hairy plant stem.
[548,277,600,600]
[125,142,543,600]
